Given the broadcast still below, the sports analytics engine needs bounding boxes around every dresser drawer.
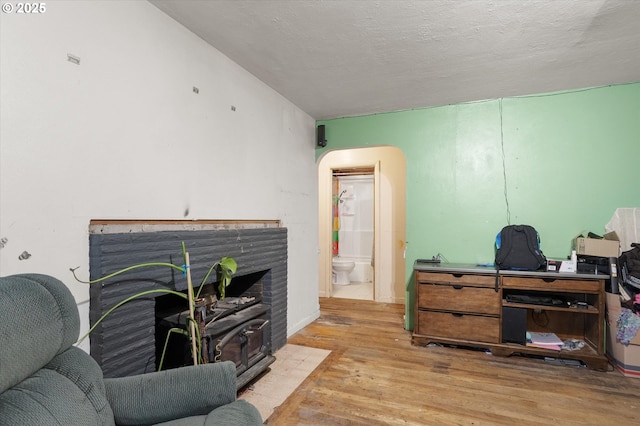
[417,310,500,343]
[502,276,602,293]
[417,271,496,288]
[417,283,500,315]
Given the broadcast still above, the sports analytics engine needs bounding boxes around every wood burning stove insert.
[155,270,275,389]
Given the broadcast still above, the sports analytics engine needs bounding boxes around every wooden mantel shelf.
[89,219,281,234]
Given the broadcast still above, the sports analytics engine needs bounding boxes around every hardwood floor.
[267,297,640,425]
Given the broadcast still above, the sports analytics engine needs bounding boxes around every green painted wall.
[317,83,640,328]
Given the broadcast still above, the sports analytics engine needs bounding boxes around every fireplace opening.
[155,269,275,389]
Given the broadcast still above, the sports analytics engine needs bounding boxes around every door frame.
[317,146,406,304]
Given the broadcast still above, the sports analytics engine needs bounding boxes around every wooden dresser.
[412,263,609,370]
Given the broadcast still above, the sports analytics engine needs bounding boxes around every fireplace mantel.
[89,219,282,234]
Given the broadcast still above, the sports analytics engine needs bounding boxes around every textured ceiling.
[150,0,640,120]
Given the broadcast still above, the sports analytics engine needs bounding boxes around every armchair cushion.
[152,401,262,426]
[0,347,115,425]
[0,273,80,393]
[105,361,260,425]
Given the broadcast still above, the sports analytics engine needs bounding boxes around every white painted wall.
[0,1,319,348]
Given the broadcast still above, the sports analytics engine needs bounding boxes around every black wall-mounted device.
[317,125,327,147]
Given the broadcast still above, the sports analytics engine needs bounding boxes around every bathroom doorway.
[332,168,375,300]
[317,146,406,304]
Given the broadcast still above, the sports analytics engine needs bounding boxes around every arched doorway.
[317,146,406,304]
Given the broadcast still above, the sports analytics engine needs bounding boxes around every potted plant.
[71,241,237,369]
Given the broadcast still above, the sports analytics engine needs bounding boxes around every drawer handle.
[543,278,557,283]
[452,285,464,290]
[451,313,463,317]
[452,274,463,278]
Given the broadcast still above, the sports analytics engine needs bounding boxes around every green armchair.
[0,274,262,425]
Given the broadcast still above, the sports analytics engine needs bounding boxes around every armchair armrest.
[104,361,237,426]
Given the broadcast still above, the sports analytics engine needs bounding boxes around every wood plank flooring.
[266,297,640,425]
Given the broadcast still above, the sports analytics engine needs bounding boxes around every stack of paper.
[526,332,563,351]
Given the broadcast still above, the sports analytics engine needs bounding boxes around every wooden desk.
[412,263,609,370]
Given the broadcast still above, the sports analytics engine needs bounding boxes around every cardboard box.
[606,292,640,378]
[574,231,620,258]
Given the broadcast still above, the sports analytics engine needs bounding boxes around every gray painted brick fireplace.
[88,225,287,378]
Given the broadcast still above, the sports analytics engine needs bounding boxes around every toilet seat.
[332,258,355,285]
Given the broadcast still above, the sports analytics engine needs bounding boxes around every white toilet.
[332,258,355,285]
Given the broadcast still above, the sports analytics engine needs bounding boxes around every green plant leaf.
[219,257,237,275]
[217,257,237,300]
